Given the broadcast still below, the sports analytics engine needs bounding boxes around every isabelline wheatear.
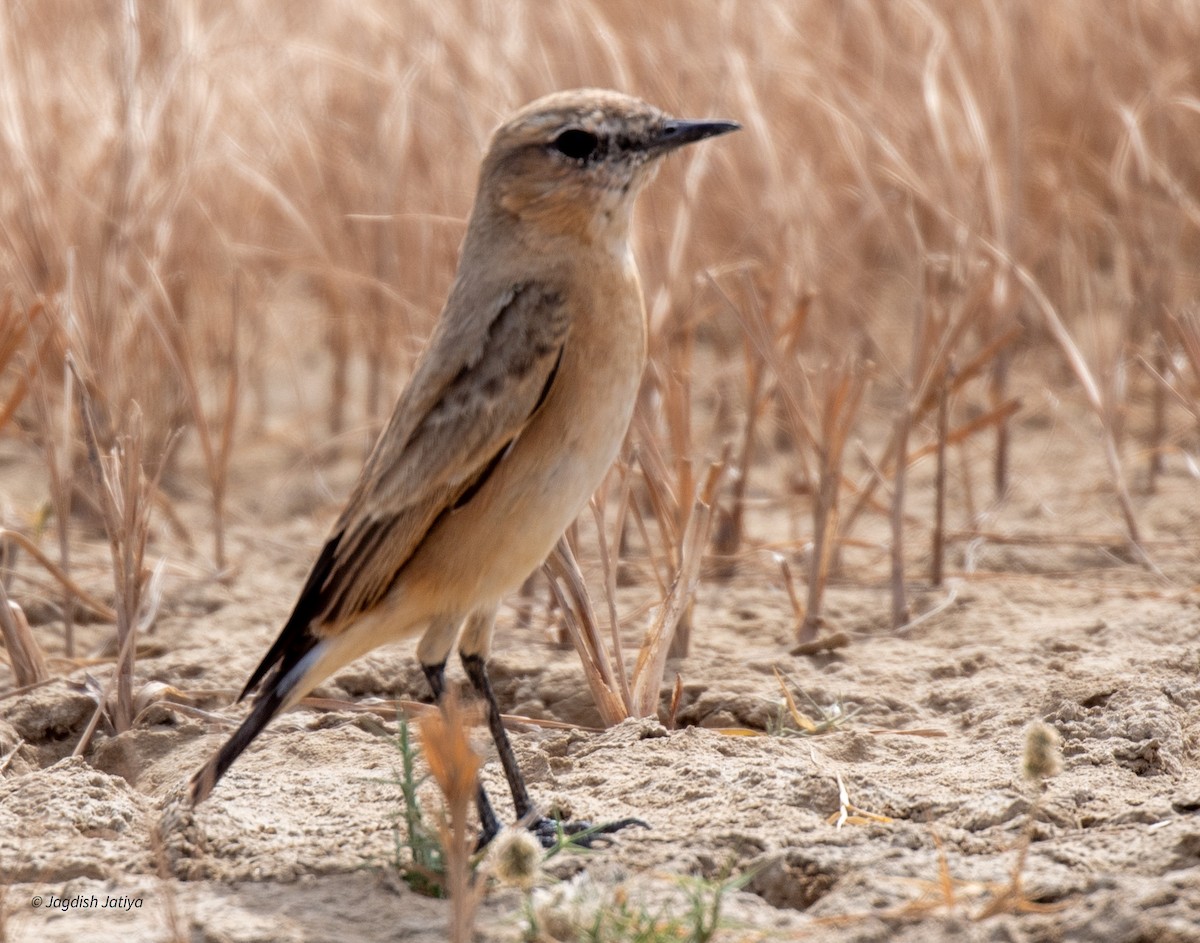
[189,89,738,843]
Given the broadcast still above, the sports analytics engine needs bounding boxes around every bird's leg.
[458,604,645,848]
[420,658,501,845]
[458,650,647,849]
[458,652,534,821]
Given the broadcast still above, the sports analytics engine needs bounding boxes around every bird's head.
[476,89,739,251]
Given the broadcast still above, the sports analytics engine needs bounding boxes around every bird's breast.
[486,259,646,539]
[406,255,646,608]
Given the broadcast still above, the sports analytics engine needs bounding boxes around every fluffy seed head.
[486,826,543,890]
[1022,721,1062,783]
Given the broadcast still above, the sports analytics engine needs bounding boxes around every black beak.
[649,118,741,152]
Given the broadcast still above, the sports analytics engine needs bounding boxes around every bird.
[188,88,738,844]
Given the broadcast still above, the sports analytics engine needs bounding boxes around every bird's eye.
[551,128,600,161]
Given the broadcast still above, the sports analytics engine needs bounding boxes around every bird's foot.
[529,815,649,850]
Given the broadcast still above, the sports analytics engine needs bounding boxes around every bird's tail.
[188,610,410,805]
[188,645,322,805]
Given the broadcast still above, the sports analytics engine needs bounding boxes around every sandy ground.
[2,374,1200,942]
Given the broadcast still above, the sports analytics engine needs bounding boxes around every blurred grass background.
[2,0,1199,650]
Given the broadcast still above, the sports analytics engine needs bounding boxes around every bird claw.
[529,815,649,849]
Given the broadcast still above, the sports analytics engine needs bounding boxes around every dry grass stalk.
[0,299,51,433]
[146,280,241,573]
[590,475,634,712]
[800,362,869,643]
[544,456,725,724]
[1147,331,1169,492]
[629,400,703,659]
[0,302,54,685]
[827,769,894,829]
[544,537,628,727]
[914,400,1023,466]
[847,257,1006,624]
[931,360,953,587]
[711,277,813,576]
[0,529,116,622]
[34,304,79,658]
[666,673,684,729]
[74,360,171,733]
[712,303,769,564]
[10,279,82,660]
[999,253,1151,563]
[630,456,726,717]
[0,589,47,687]
[877,67,1154,561]
[622,482,670,599]
[975,721,1065,919]
[636,138,736,652]
[840,324,1020,545]
[776,554,806,631]
[890,399,913,630]
[417,689,485,943]
[628,425,682,590]
[1167,310,1200,436]
[890,246,934,627]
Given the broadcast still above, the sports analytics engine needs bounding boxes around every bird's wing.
[240,280,569,699]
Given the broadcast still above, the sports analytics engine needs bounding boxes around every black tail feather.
[190,667,295,805]
[192,533,340,804]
